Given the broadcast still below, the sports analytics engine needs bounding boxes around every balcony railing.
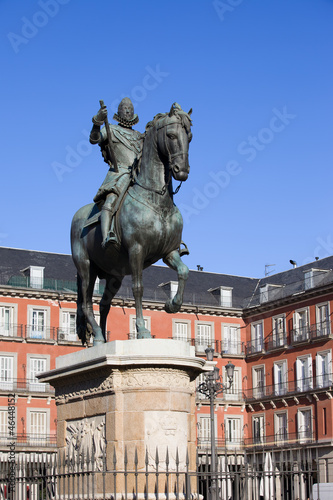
[245,373,333,401]
[246,339,264,356]
[0,433,56,447]
[266,331,287,351]
[0,378,55,394]
[221,340,245,356]
[245,431,315,448]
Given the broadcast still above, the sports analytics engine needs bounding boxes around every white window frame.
[198,414,217,447]
[252,414,265,445]
[0,303,18,337]
[224,415,243,447]
[252,365,265,398]
[224,366,241,401]
[29,266,44,289]
[316,302,330,337]
[195,321,214,353]
[27,354,50,392]
[274,411,288,442]
[27,305,50,340]
[0,352,17,391]
[220,287,232,308]
[130,315,151,339]
[297,408,312,443]
[59,309,77,341]
[251,321,264,353]
[272,314,286,347]
[296,355,313,392]
[27,408,50,444]
[274,359,287,396]
[316,350,332,388]
[293,308,309,342]
[222,323,240,355]
[172,319,191,342]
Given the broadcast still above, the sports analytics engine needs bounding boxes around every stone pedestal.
[40,339,208,498]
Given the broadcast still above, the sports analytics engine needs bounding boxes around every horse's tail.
[76,274,91,346]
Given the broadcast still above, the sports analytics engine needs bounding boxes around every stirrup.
[179,241,189,257]
[102,232,118,249]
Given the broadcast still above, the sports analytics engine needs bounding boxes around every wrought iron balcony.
[266,331,287,351]
[245,373,333,401]
[0,378,55,394]
[245,431,315,448]
[0,433,57,448]
[221,340,245,356]
[245,339,265,356]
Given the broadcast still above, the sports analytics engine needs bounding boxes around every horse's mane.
[145,106,192,134]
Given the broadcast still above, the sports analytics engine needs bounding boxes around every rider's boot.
[100,196,118,248]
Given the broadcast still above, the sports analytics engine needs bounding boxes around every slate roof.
[0,246,332,310]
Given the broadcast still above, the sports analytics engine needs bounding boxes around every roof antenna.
[265,264,275,277]
[197,265,203,271]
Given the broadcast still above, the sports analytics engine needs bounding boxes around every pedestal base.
[40,339,208,497]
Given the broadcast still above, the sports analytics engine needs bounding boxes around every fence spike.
[124,445,128,466]
[175,447,179,467]
[155,447,159,465]
[186,448,189,467]
[113,445,117,467]
[166,447,169,467]
[134,447,138,466]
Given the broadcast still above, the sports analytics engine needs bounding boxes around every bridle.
[133,117,188,196]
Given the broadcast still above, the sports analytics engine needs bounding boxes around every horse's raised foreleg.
[163,250,189,313]
[100,275,123,341]
[129,245,151,339]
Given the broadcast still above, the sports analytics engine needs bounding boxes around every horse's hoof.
[165,299,180,314]
[137,329,152,339]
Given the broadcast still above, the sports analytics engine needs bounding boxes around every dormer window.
[21,266,44,289]
[304,269,330,290]
[158,281,178,299]
[208,286,233,307]
[259,284,283,304]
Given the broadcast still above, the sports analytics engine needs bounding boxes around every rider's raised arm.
[89,105,108,145]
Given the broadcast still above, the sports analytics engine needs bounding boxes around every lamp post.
[197,347,235,500]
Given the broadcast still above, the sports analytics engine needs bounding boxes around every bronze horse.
[71,104,192,345]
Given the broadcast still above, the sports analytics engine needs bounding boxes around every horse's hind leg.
[163,250,189,313]
[100,275,123,341]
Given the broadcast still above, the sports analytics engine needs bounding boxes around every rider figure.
[89,98,143,248]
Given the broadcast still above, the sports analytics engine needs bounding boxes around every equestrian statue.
[71,98,192,345]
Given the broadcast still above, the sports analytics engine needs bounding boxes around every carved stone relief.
[145,411,188,472]
[66,415,106,471]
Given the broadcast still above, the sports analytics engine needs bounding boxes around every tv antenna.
[265,264,275,277]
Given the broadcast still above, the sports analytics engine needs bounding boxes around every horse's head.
[147,103,192,182]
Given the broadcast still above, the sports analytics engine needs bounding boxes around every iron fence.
[0,445,330,500]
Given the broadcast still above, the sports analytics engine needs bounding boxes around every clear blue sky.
[1,0,333,278]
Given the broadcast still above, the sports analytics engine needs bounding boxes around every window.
[293,309,309,342]
[275,412,287,442]
[27,306,50,339]
[60,310,77,341]
[296,355,313,392]
[316,351,332,388]
[0,355,14,390]
[274,360,287,395]
[29,357,47,392]
[130,316,151,339]
[316,303,330,337]
[224,367,241,401]
[220,288,232,308]
[251,322,263,353]
[222,324,240,355]
[272,315,286,347]
[198,415,216,447]
[29,410,47,443]
[253,366,265,398]
[173,320,190,342]
[225,417,242,446]
[0,409,8,441]
[195,322,214,352]
[253,415,265,444]
[29,266,44,289]
[298,408,312,443]
[0,305,16,337]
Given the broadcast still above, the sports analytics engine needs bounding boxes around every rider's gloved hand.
[92,106,107,126]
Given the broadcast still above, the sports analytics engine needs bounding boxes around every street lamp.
[197,347,235,500]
